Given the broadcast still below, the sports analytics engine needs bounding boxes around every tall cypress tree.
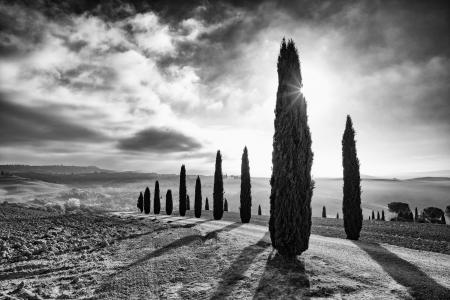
[166,190,173,215]
[258,204,262,216]
[194,176,202,218]
[154,181,160,214]
[372,210,375,220]
[179,165,187,216]
[269,39,313,257]
[322,206,327,218]
[381,210,385,221]
[224,199,228,212]
[144,187,151,214]
[414,207,419,221]
[186,195,190,210]
[205,197,209,210]
[336,213,339,219]
[137,192,143,213]
[377,211,380,220]
[240,146,252,223]
[213,150,224,220]
[342,115,362,240]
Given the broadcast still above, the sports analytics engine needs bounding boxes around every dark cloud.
[118,127,202,152]
[0,93,107,145]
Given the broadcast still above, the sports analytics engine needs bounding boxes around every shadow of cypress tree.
[353,241,450,299]
[111,221,244,277]
[253,252,310,299]
[210,232,271,299]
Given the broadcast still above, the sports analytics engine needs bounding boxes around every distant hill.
[407,177,450,182]
[0,165,113,175]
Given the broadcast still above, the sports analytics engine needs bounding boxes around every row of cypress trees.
[269,39,363,258]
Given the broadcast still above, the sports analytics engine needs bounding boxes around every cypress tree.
[336,213,339,219]
[441,214,446,224]
[258,204,262,216]
[179,165,187,216]
[186,195,190,210]
[144,187,151,214]
[377,211,380,220]
[269,38,313,257]
[137,192,143,213]
[414,207,419,221]
[154,181,160,214]
[240,146,252,223]
[342,115,362,240]
[205,197,209,210]
[213,150,224,220]
[224,199,228,212]
[322,206,327,218]
[381,210,385,221]
[372,210,375,220]
[369,216,371,220]
[194,176,202,218]
[166,190,173,215]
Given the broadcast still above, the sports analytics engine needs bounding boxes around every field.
[1,172,449,220]
[1,204,449,299]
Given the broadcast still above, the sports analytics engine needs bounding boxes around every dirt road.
[110,212,450,300]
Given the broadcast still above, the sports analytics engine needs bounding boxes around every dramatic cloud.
[0,0,448,176]
[118,127,202,152]
[0,93,106,145]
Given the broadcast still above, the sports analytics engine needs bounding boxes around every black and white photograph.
[0,0,449,299]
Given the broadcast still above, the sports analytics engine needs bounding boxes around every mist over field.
[2,173,448,219]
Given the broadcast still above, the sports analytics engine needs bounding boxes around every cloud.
[118,127,202,152]
[0,93,107,145]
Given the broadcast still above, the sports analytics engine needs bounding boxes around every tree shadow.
[354,241,450,300]
[210,231,272,300]
[252,252,310,299]
[111,221,244,276]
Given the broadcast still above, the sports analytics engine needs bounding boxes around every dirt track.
[105,212,450,299]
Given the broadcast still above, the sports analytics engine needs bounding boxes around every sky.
[0,0,449,178]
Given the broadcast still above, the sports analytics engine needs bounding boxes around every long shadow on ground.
[111,221,243,276]
[209,232,272,299]
[354,241,450,300]
[253,252,310,299]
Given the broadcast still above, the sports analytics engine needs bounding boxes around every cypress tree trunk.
[194,176,202,218]
[154,181,160,214]
[342,115,362,240]
[322,206,327,218]
[224,199,228,212]
[166,190,173,215]
[205,197,209,210]
[179,165,187,216]
[269,39,313,257]
[137,192,143,213]
[258,205,262,216]
[144,187,151,214]
[240,146,252,223]
[213,150,224,220]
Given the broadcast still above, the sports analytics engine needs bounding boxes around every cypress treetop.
[166,189,173,215]
[240,146,252,223]
[154,181,160,214]
[179,165,187,216]
[194,176,202,218]
[213,150,224,220]
[144,187,151,214]
[269,38,313,257]
[342,115,362,240]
